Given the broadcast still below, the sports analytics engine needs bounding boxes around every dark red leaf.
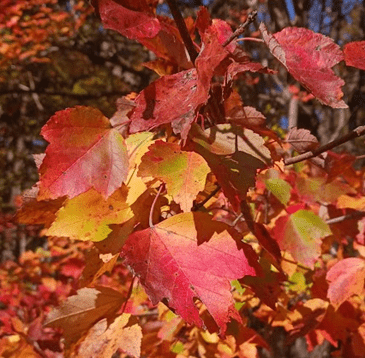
[344,41,365,70]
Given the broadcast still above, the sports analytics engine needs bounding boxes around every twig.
[165,0,198,63]
[281,257,311,271]
[223,11,258,48]
[149,184,164,227]
[325,211,365,225]
[192,185,221,211]
[284,125,365,165]
[236,37,264,43]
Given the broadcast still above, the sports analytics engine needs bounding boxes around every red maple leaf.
[121,212,260,336]
[38,106,128,200]
[260,24,347,108]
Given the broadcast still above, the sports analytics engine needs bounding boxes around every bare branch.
[325,211,365,225]
[223,11,258,48]
[284,125,365,165]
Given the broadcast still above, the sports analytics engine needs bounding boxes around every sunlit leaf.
[326,258,365,308]
[121,212,260,336]
[74,314,142,358]
[272,210,331,269]
[138,140,210,212]
[38,106,128,200]
[46,186,133,242]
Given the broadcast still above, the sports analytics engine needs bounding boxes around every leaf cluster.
[9,0,365,357]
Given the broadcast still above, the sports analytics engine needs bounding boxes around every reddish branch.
[284,125,365,165]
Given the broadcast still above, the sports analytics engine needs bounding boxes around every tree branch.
[284,125,365,165]
[166,0,198,63]
[325,211,365,225]
[0,89,129,99]
[223,11,258,48]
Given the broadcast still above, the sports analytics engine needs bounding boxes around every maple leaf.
[326,258,365,309]
[45,286,125,348]
[46,186,133,242]
[138,140,210,212]
[227,105,266,128]
[344,41,365,71]
[187,123,271,211]
[74,314,142,358]
[16,196,66,228]
[96,0,160,40]
[95,0,191,68]
[38,106,129,200]
[260,24,347,108]
[125,132,156,205]
[129,68,206,138]
[121,212,260,336]
[264,177,292,206]
[272,209,331,269]
[287,127,320,154]
[296,175,356,204]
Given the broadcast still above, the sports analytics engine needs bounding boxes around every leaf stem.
[165,0,198,63]
[149,184,164,227]
[236,37,264,43]
[222,10,258,48]
[284,125,365,165]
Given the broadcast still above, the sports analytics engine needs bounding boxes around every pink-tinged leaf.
[326,258,365,308]
[272,210,331,269]
[38,106,128,200]
[287,127,319,153]
[186,123,271,211]
[210,18,237,53]
[129,69,206,138]
[138,141,210,212]
[121,212,260,336]
[344,41,365,70]
[260,24,347,108]
[97,0,161,40]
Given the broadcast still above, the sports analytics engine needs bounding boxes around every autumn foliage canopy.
[4,0,365,356]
